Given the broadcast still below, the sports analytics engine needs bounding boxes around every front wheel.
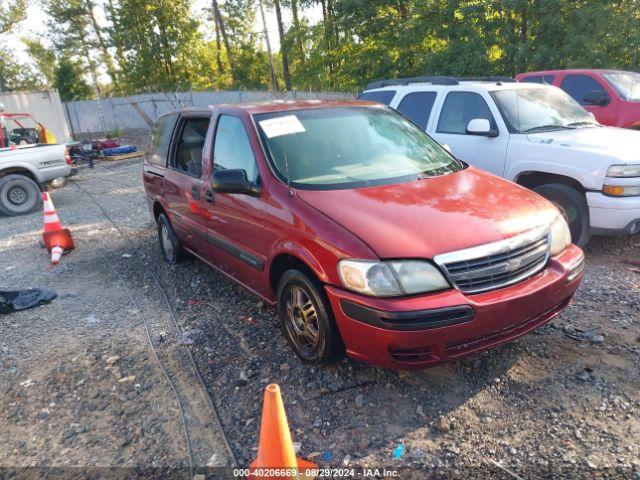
[0,174,42,216]
[533,183,591,247]
[277,269,343,364]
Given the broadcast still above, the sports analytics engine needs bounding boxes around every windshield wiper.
[567,121,600,127]
[523,124,575,133]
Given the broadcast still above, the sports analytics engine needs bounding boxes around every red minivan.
[517,69,640,129]
[142,100,585,370]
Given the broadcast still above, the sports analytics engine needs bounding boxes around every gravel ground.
[1,159,639,479]
[0,160,232,478]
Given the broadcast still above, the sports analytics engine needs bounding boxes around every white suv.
[360,77,640,246]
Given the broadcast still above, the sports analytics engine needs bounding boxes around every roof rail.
[364,76,459,89]
[364,75,517,90]
[457,76,516,83]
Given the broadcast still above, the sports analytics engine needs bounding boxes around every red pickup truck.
[516,69,640,129]
[142,100,584,370]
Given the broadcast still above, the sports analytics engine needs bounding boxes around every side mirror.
[466,118,498,137]
[211,169,261,196]
[583,90,610,107]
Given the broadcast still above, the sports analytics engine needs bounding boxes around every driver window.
[437,92,496,135]
[213,115,259,183]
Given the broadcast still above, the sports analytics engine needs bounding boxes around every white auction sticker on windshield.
[259,115,306,138]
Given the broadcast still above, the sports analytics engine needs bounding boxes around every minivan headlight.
[606,164,640,178]
[338,259,449,296]
[550,215,571,255]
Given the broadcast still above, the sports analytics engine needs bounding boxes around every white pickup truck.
[360,77,640,246]
[0,144,72,216]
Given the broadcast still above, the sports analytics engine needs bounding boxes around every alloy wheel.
[284,286,320,357]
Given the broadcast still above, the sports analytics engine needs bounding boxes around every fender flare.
[0,161,43,184]
[507,162,596,191]
[152,197,171,220]
[267,240,331,285]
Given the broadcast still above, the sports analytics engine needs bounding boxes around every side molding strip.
[205,231,264,271]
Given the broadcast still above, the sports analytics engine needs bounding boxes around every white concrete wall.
[64,90,355,135]
[0,90,72,144]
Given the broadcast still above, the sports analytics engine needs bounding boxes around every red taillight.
[65,148,71,165]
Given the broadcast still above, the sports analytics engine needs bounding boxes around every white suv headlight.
[338,259,449,297]
[606,164,640,177]
[550,215,571,255]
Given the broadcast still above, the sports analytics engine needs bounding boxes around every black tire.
[277,269,344,364]
[533,183,591,247]
[157,213,188,264]
[0,174,42,216]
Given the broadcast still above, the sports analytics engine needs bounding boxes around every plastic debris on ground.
[92,138,119,151]
[102,145,137,156]
[0,289,57,314]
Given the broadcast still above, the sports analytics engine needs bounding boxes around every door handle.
[145,169,164,179]
[191,185,200,200]
[205,190,215,204]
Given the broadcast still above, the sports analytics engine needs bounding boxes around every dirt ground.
[1,159,639,479]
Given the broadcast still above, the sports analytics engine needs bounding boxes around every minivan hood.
[296,167,558,259]
[527,126,640,163]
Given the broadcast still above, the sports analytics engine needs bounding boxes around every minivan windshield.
[254,106,463,190]
[492,87,598,133]
[603,71,640,101]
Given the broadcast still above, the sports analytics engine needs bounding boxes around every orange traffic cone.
[250,384,317,479]
[41,192,74,265]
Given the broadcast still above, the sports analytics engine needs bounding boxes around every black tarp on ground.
[0,289,57,314]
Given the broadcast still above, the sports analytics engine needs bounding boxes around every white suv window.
[396,92,437,130]
[358,90,396,105]
[436,92,496,135]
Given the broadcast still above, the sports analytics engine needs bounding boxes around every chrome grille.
[434,227,550,294]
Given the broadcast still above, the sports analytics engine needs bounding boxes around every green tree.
[272,0,292,90]
[55,55,93,100]
[21,39,58,88]
[0,48,44,91]
[0,0,27,34]
[107,0,208,92]
[11,0,640,96]
[0,0,40,91]
[45,0,116,92]
[287,0,640,91]
[219,0,271,89]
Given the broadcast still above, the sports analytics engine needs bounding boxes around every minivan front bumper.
[325,244,584,370]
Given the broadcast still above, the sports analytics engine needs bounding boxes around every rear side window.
[560,74,606,105]
[521,75,555,84]
[396,92,437,130]
[213,115,259,183]
[436,92,496,135]
[149,113,178,166]
[358,90,396,105]
[172,116,210,177]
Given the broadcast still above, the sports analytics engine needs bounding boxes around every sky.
[8,0,323,55]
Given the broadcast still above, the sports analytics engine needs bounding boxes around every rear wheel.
[533,183,591,247]
[277,269,343,364]
[157,213,188,264]
[0,174,42,216]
